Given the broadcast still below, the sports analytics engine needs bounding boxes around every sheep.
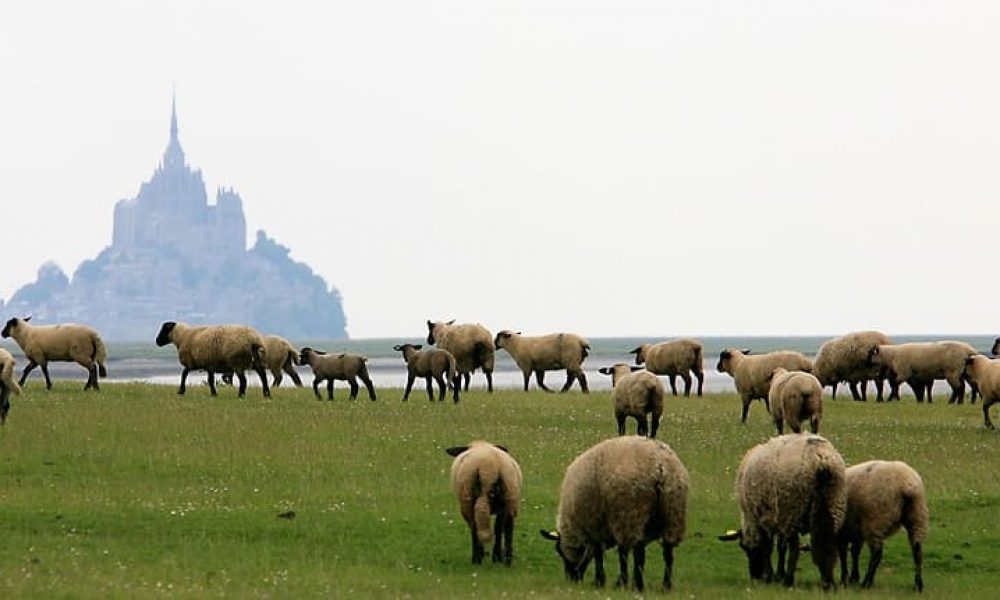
[154,321,270,398]
[299,347,376,401]
[812,331,892,402]
[629,338,704,397]
[539,436,688,592]
[719,434,847,589]
[494,330,590,393]
[426,320,495,392]
[0,347,20,425]
[716,348,813,424]
[838,460,929,592]
[597,363,664,438]
[392,343,459,402]
[961,354,1000,428]
[868,341,977,403]
[445,441,522,565]
[767,367,823,435]
[1,316,108,391]
[221,334,303,388]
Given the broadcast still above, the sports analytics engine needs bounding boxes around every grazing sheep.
[540,436,688,592]
[716,348,813,424]
[597,363,664,438]
[629,339,704,397]
[494,330,590,393]
[393,343,459,402]
[1,317,108,391]
[868,341,977,403]
[838,460,929,592]
[155,321,270,398]
[0,348,20,425]
[812,331,892,401]
[445,441,522,565]
[299,347,376,401]
[767,367,823,435]
[426,320,495,392]
[719,434,847,589]
[961,355,1000,428]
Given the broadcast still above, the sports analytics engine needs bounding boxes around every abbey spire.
[163,92,185,169]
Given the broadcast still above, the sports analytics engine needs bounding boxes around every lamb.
[838,460,929,592]
[868,341,977,403]
[221,334,303,388]
[629,338,704,397]
[961,354,1000,428]
[716,348,813,424]
[719,434,847,589]
[0,347,21,425]
[812,331,892,401]
[445,441,522,565]
[767,367,823,435]
[155,321,270,398]
[494,330,590,393]
[392,343,459,402]
[426,320,495,392]
[299,347,376,401]
[1,316,108,391]
[540,436,688,592]
[597,363,664,438]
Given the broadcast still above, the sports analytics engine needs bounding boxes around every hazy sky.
[2,1,999,338]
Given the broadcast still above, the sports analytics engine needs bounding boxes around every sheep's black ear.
[628,347,640,355]
[965,355,976,365]
[447,319,455,325]
[742,348,751,355]
[718,529,742,542]
[630,366,642,372]
[414,344,423,350]
[24,315,32,322]
[540,529,560,541]
[495,444,510,454]
[598,367,612,375]
[392,345,402,351]
[426,320,433,328]
[445,446,468,457]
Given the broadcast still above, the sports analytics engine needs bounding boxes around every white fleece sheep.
[629,339,704,397]
[767,367,823,435]
[961,354,1000,428]
[262,335,302,388]
[1,317,108,391]
[299,347,376,401]
[868,341,977,403]
[838,460,929,592]
[494,330,590,393]
[155,321,270,398]
[598,364,664,438]
[426,320,495,392]
[445,441,522,565]
[0,347,20,425]
[716,348,813,424]
[393,343,459,402]
[812,331,892,401]
[720,434,847,589]
[540,436,688,592]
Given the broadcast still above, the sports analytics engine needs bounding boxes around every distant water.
[4,335,995,395]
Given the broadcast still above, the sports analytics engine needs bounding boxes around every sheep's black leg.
[286,365,303,387]
[984,400,995,429]
[312,377,322,399]
[470,528,484,564]
[502,513,514,566]
[178,367,190,395]
[559,371,575,393]
[236,372,248,397]
[578,370,589,393]
[775,537,787,581]
[485,370,494,393]
[650,413,660,439]
[272,371,283,388]
[661,542,674,591]
[875,376,885,402]
[637,416,648,437]
[361,374,377,401]
[327,379,334,400]
[740,395,751,424]
[632,543,646,592]
[593,546,606,587]
[435,374,447,401]
[462,372,471,392]
[425,377,436,402]
[19,361,38,386]
[783,533,800,588]
[850,540,862,583]
[402,374,415,401]
[838,541,849,586]
[90,365,100,391]
[492,511,503,563]
[615,546,628,588]
[84,366,95,390]
[681,373,692,397]
[948,378,964,404]
[348,379,359,400]
[695,369,704,396]
[911,540,923,592]
[521,370,530,392]
[40,364,52,390]
[536,370,553,393]
[861,544,883,588]
[616,413,626,435]
[210,371,221,396]
[256,366,270,398]
[668,375,678,396]
[452,375,461,403]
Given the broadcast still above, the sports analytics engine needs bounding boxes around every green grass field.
[0,382,997,598]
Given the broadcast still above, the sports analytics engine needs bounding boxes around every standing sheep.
[961,355,1000,428]
[767,367,823,435]
[0,348,20,425]
[597,364,664,438]
[1,317,108,391]
[393,343,459,402]
[838,460,929,592]
[812,331,892,401]
[716,348,813,424]
[221,334,303,388]
[445,441,522,565]
[299,347,376,401]
[629,339,704,397]
[540,436,688,592]
[868,341,977,403]
[719,434,847,589]
[494,330,590,393]
[426,320,495,392]
[155,321,270,398]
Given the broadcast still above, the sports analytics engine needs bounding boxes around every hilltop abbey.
[1,98,348,340]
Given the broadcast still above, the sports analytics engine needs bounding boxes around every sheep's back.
[737,352,812,398]
[438,324,495,371]
[844,460,927,544]
[646,339,702,374]
[451,443,523,516]
[264,336,297,370]
[614,371,664,417]
[813,331,891,384]
[184,326,263,371]
[20,324,100,361]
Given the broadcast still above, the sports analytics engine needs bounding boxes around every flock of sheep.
[2,315,997,592]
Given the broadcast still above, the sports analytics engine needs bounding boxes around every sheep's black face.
[494,331,512,350]
[742,541,772,582]
[866,346,881,366]
[155,322,176,347]
[426,321,437,345]
[556,542,590,583]
[992,337,1000,357]
[0,318,16,338]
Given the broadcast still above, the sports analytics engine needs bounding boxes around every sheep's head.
[719,528,773,582]
[1,318,20,339]
[963,354,985,382]
[539,530,591,583]
[866,345,883,367]
[425,320,456,345]
[716,348,749,374]
[494,330,518,350]
[393,344,422,360]
[154,322,176,346]
[299,347,324,364]
[628,345,647,366]
[597,363,640,386]
[765,367,788,387]
[992,337,1000,357]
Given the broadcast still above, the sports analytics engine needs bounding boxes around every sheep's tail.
[447,354,458,388]
[473,341,491,369]
[581,342,591,360]
[902,484,930,544]
[809,454,846,568]
[474,464,501,546]
[93,335,108,378]
[287,349,300,366]
[1,359,21,395]
[691,345,704,372]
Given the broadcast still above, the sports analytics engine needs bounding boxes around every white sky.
[2,1,999,339]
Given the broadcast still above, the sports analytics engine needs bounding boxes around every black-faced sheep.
[1,317,108,391]
[838,460,929,592]
[445,441,522,565]
[155,321,270,398]
[494,330,590,393]
[393,343,459,402]
[629,339,704,397]
[716,348,813,424]
[719,434,847,589]
[598,364,664,438]
[540,436,688,592]
[962,354,1000,428]
[767,367,823,435]
[868,341,977,404]
[812,331,892,401]
[0,347,20,425]
[426,320,495,392]
[299,347,376,401]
